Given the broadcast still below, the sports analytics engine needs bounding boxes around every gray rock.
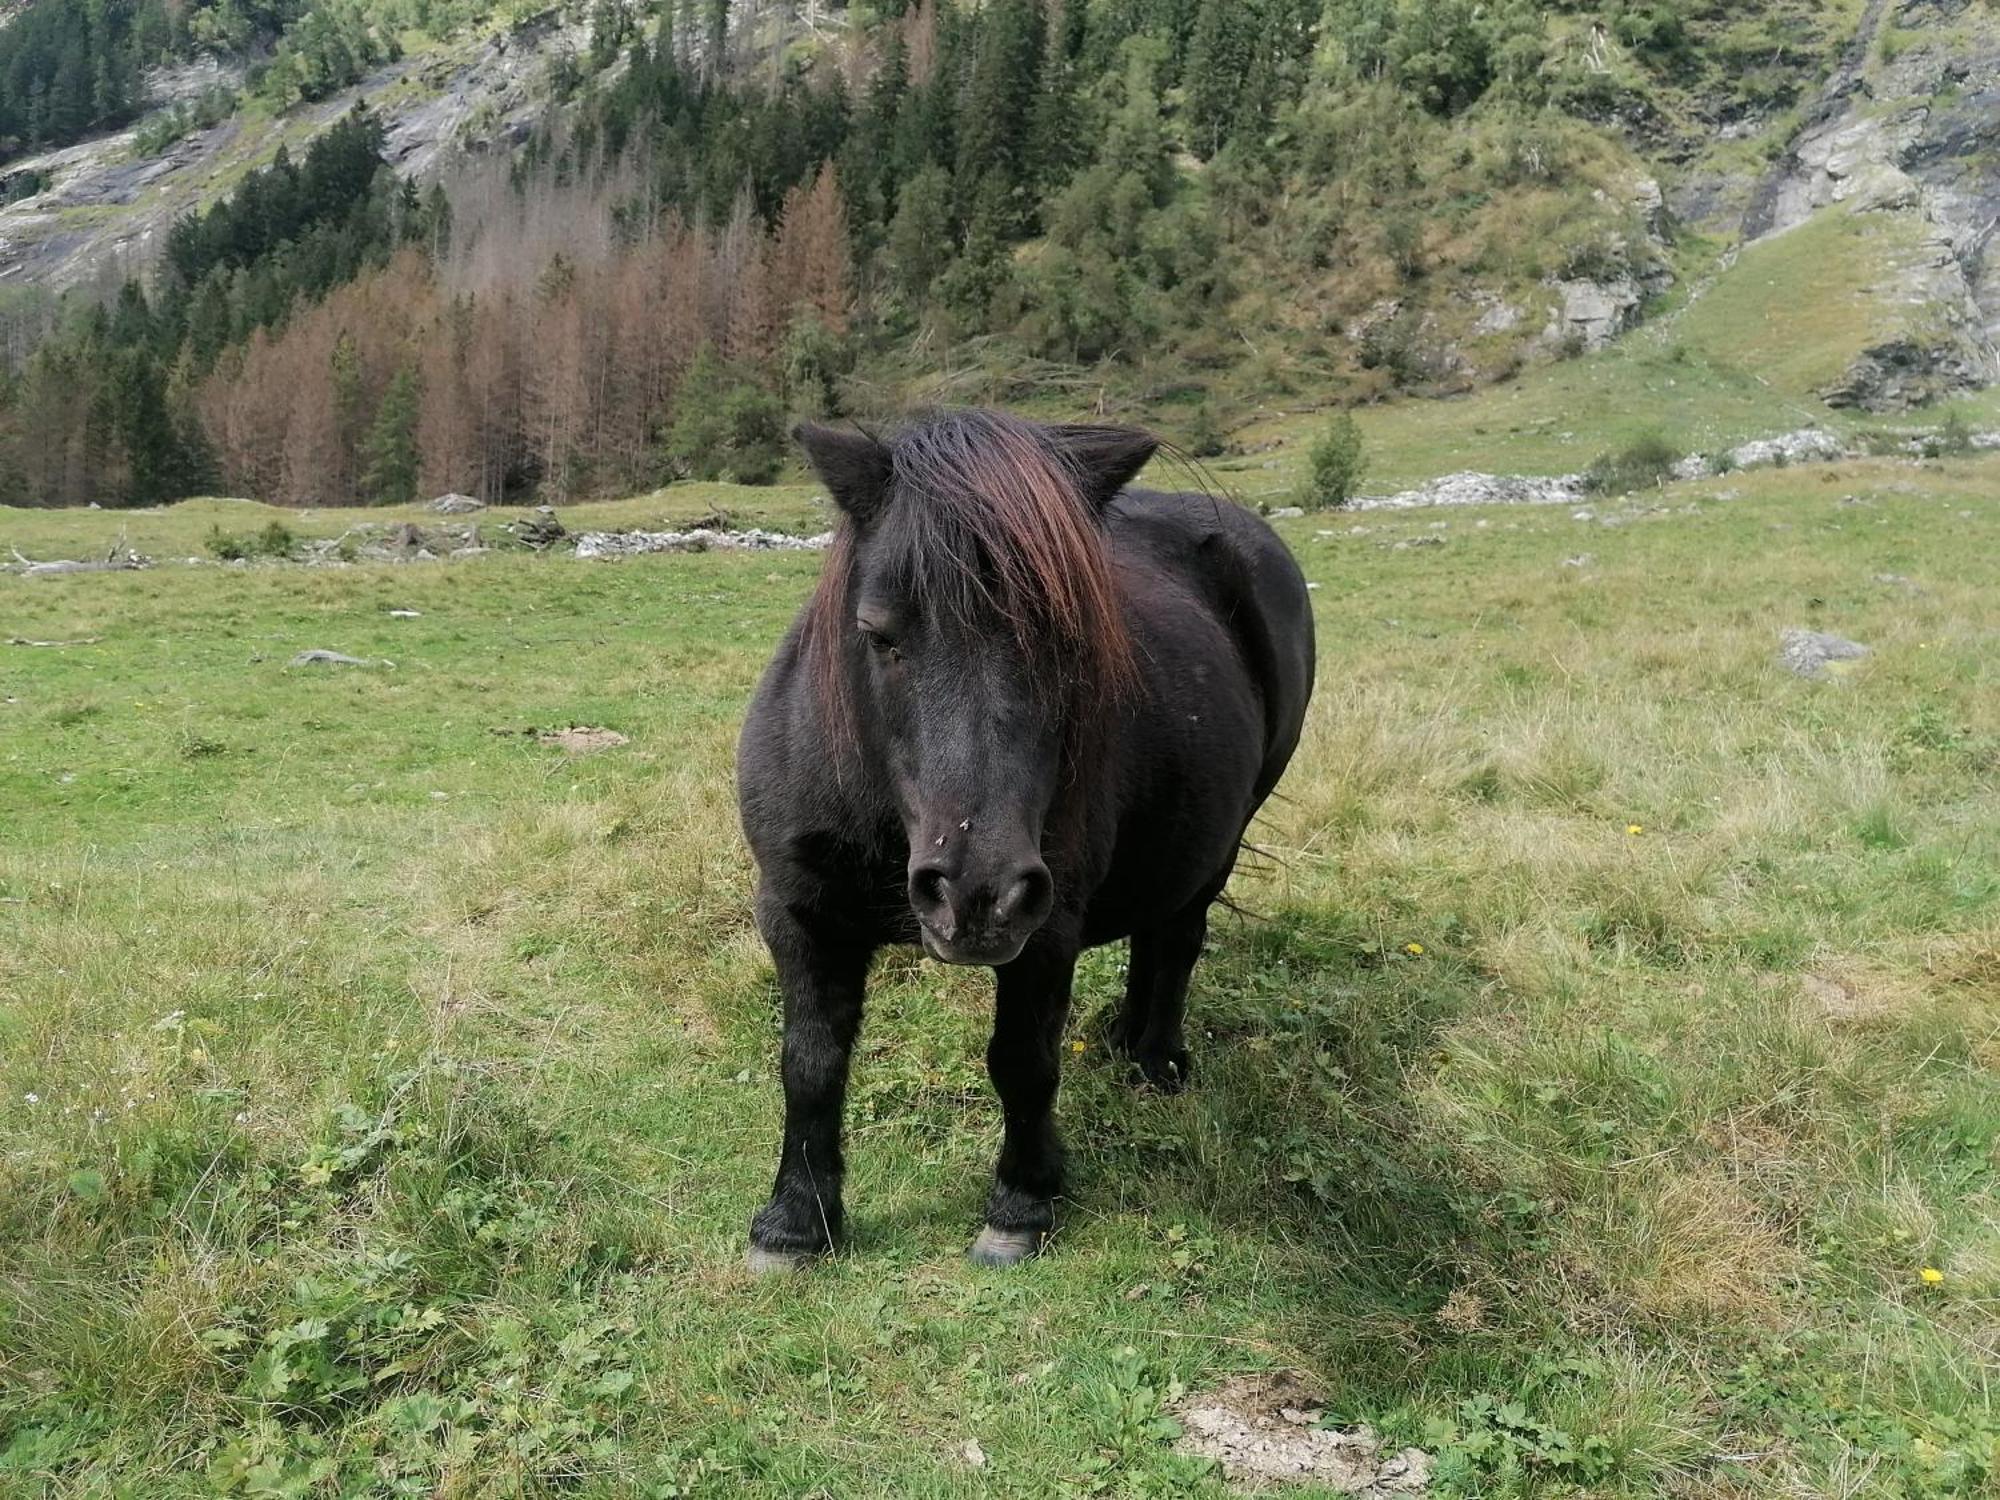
[1267,505,1305,518]
[1544,276,1643,351]
[1823,328,1999,413]
[426,492,484,514]
[290,649,373,667]
[1470,295,1525,336]
[1778,629,1870,680]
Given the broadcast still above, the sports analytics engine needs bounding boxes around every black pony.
[737,409,1314,1269]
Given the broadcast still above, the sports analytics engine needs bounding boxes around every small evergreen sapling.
[1304,411,1366,509]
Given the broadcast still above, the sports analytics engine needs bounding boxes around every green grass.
[3,456,1998,1495]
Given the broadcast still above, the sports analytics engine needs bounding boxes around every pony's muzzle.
[909,857,1053,966]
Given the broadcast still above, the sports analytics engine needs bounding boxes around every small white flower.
[23,1092,39,1105]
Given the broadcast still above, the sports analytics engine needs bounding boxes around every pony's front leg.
[747,897,871,1273]
[972,941,1077,1266]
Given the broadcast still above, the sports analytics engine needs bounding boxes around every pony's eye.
[859,624,901,659]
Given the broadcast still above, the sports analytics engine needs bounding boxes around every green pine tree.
[362,361,423,505]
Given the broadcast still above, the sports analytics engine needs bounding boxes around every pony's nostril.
[996,864,1053,927]
[910,866,953,922]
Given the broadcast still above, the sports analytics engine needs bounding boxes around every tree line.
[2,0,1804,507]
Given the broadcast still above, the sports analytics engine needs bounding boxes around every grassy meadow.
[2,453,1998,1496]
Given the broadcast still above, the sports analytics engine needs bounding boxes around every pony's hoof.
[1132,1049,1192,1093]
[746,1244,818,1275]
[968,1225,1046,1267]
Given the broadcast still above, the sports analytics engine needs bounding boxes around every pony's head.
[798,409,1156,966]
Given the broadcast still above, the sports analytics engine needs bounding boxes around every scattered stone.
[537,725,629,752]
[387,608,423,618]
[1674,429,1849,480]
[574,527,834,559]
[1171,1371,1431,1494]
[1390,535,1447,550]
[297,522,482,566]
[10,544,151,577]
[290,649,374,667]
[1778,628,1870,680]
[1562,554,1595,568]
[426,492,485,514]
[1352,472,1585,512]
[1267,506,1305,518]
[958,1439,987,1469]
[510,506,568,549]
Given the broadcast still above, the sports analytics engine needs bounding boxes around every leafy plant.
[1303,411,1367,509]
[1581,431,1682,494]
[206,520,298,561]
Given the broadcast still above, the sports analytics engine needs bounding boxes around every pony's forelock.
[801,410,1135,753]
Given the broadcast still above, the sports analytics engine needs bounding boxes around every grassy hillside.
[1222,203,1987,495]
[3,457,1996,1494]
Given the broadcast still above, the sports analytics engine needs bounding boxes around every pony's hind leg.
[971,942,1076,1266]
[1105,934,1160,1060]
[1112,894,1215,1093]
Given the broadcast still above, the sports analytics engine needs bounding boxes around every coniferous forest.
[0,0,1854,508]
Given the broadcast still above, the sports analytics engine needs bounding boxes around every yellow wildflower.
[1626,824,1644,836]
[1403,942,1425,957]
[1920,1267,1944,1286]
[1070,1040,1086,1055]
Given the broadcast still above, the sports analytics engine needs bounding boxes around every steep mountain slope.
[0,10,583,294]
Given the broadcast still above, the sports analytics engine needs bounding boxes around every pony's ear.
[1047,423,1159,510]
[794,421,892,524]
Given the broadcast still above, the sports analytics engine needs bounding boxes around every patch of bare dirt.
[1171,1371,1431,1494]
[536,726,629,753]
[1800,966,1923,1024]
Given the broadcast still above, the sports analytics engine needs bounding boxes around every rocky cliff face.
[1740,0,2000,410]
[0,11,583,295]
